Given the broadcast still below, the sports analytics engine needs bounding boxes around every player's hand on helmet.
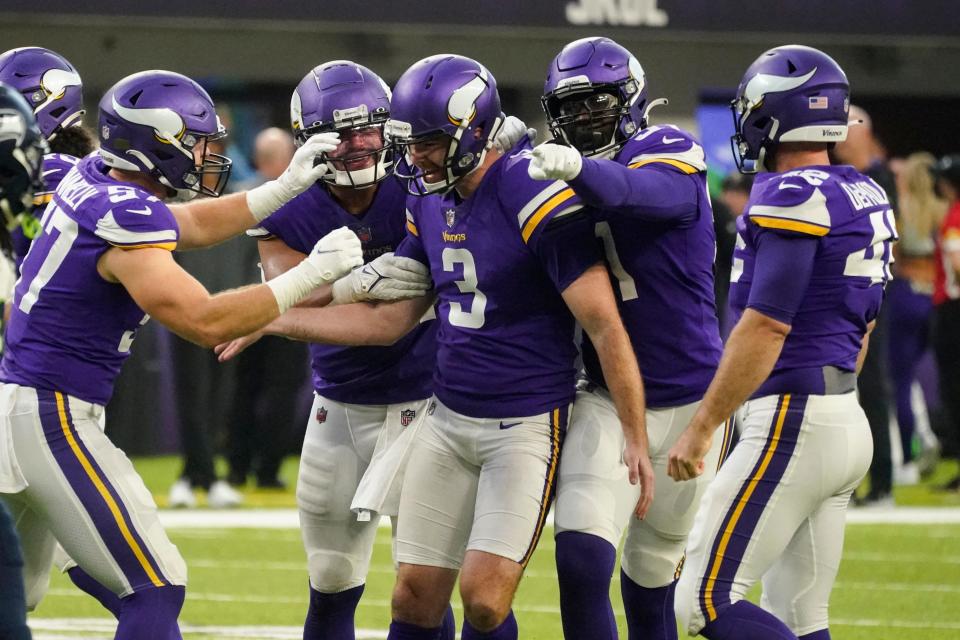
[214,329,264,362]
[303,227,364,284]
[331,252,432,305]
[667,421,712,482]
[280,132,341,193]
[527,142,583,181]
[623,435,655,519]
[494,115,537,153]
[246,132,340,220]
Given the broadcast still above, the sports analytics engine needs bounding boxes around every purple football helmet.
[542,37,654,157]
[291,60,393,189]
[386,54,503,196]
[0,47,84,142]
[731,45,850,174]
[98,70,231,201]
[0,81,47,229]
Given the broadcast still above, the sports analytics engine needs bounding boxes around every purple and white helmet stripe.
[290,60,393,189]
[0,47,84,141]
[731,45,850,174]
[98,70,231,201]
[542,37,659,157]
[387,54,503,196]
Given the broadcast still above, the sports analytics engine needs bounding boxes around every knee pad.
[306,547,368,593]
[621,523,688,588]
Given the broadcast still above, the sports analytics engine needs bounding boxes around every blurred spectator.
[167,136,246,509]
[226,127,309,489]
[932,154,960,492]
[833,105,895,505]
[889,153,946,483]
[716,173,752,338]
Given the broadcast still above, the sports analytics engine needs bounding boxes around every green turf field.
[27,456,960,639]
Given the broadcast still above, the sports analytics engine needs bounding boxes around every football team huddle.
[0,36,893,640]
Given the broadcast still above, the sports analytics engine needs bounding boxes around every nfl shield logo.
[316,406,328,424]
[445,209,456,227]
[354,225,372,243]
[400,409,417,427]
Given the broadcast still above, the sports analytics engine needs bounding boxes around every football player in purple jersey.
[668,46,894,640]
[0,81,47,640]
[0,70,363,640]
[0,47,98,271]
[242,60,446,640]
[232,54,652,640]
[526,37,729,640]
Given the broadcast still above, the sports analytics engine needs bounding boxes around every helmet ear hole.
[753,116,770,130]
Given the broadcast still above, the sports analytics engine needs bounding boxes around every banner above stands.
[4,0,959,37]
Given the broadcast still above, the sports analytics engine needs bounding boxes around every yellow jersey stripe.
[521,188,576,244]
[32,193,54,206]
[750,216,830,237]
[112,242,177,251]
[703,395,791,621]
[406,220,419,237]
[55,392,166,588]
[521,408,562,567]
[627,158,700,174]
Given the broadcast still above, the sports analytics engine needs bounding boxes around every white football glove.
[494,115,537,153]
[331,252,432,305]
[527,143,583,181]
[246,132,340,221]
[266,227,363,313]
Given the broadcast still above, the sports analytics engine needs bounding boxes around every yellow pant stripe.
[55,392,165,588]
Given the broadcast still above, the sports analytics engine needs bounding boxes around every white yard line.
[30,618,388,639]
[155,507,960,529]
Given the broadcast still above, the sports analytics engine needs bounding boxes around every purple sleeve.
[534,211,603,292]
[394,227,429,266]
[746,230,819,324]
[568,156,700,225]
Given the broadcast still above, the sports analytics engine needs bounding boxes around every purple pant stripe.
[37,389,167,590]
[699,395,808,621]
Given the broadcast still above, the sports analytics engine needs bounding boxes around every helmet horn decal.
[111,97,185,142]
[447,72,488,126]
[743,68,817,108]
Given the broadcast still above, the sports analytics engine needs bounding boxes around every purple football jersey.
[11,153,80,269]
[0,153,179,405]
[253,177,435,405]
[396,142,601,419]
[729,165,896,395]
[576,126,723,408]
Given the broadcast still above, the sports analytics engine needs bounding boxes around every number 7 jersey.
[396,143,602,419]
[729,164,896,378]
[0,153,179,405]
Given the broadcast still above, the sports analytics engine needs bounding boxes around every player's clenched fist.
[304,227,364,283]
[331,253,432,305]
[527,142,583,181]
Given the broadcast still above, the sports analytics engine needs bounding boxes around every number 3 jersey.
[729,165,896,389]
[0,153,179,405]
[396,143,602,419]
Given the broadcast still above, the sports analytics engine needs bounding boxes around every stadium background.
[2,0,959,454]
[2,3,960,638]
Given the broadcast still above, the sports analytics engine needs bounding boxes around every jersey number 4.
[843,209,896,284]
